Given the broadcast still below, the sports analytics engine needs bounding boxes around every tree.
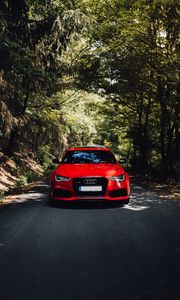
[0,0,89,156]
[75,0,180,179]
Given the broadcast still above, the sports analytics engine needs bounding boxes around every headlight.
[110,174,126,182]
[55,175,71,182]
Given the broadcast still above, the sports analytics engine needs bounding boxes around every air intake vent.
[109,189,127,198]
[53,188,72,198]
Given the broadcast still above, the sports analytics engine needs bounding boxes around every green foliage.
[76,0,180,179]
[0,0,179,181]
[16,171,40,187]
[26,171,39,183]
[16,175,28,187]
[0,0,90,156]
[37,145,53,170]
[0,191,5,202]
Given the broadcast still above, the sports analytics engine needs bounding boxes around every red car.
[50,146,130,203]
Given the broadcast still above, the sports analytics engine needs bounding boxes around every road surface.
[0,182,180,300]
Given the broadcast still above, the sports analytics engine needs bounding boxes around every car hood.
[55,163,124,178]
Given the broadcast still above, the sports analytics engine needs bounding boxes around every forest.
[0,0,179,182]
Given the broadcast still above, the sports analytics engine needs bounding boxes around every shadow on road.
[1,181,179,211]
[48,199,126,210]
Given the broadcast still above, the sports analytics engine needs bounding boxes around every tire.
[122,198,130,205]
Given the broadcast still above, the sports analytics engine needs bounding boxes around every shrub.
[0,191,5,202]
[16,175,28,187]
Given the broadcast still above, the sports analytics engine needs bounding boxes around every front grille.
[53,188,72,198]
[109,188,127,198]
[73,177,108,196]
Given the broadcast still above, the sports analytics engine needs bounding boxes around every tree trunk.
[137,92,149,172]
[4,87,30,157]
[4,126,18,156]
[157,78,169,178]
[174,82,180,180]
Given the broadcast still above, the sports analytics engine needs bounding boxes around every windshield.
[62,150,117,164]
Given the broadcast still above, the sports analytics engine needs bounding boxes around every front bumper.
[50,176,130,202]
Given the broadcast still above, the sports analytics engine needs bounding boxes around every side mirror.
[52,158,61,164]
[118,158,127,165]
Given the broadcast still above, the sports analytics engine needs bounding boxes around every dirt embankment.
[0,152,44,194]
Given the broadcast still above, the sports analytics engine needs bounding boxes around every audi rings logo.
[83,178,97,185]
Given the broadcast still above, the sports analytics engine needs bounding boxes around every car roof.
[67,146,110,151]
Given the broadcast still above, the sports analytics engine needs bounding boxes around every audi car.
[50,146,130,203]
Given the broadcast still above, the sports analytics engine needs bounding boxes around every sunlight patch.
[10,192,45,203]
[123,204,149,211]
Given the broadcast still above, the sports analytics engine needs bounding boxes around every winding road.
[0,181,180,300]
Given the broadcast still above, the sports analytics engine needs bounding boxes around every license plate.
[79,186,102,192]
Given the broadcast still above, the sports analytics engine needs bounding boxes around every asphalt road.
[0,182,180,300]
